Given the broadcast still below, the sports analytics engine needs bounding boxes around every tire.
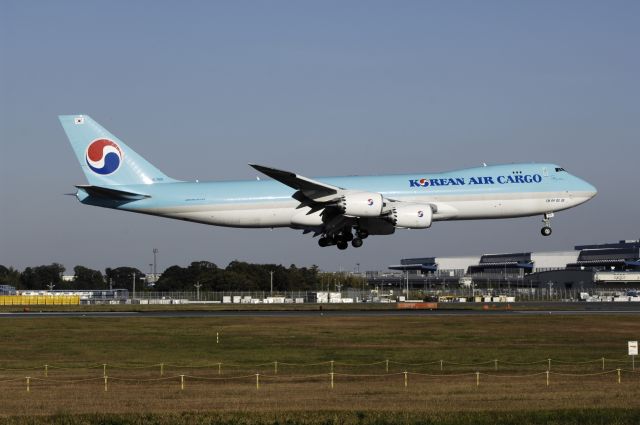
[351,238,363,248]
[541,226,552,236]
[337,241,348,250]
[318,237,329,247]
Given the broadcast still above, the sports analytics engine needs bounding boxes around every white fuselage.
[81,163,597,229]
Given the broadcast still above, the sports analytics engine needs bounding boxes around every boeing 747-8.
[60,115,597,250]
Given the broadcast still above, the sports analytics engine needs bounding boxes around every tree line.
[0,262,365,292]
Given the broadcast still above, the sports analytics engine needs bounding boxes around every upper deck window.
[555,167,566,172]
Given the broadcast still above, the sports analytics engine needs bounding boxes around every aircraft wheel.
[339,231,353,241]
[357,230,369,239]
[337,241,349,250]
[318,237,329,247]
[351,238,363,248]
[541,226,552,237]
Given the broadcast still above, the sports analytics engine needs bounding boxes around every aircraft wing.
[249,164,341,203]
[250,164,432,245]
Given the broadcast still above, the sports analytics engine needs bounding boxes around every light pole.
[194,281,202,301]
[153,248,158,282]
[132,272,136,301]
[406,270,409,300]
[270,271,274,296]
[504,263,507,295]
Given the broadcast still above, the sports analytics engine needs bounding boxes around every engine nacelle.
[388,203,433,229]
[338,192,384,217]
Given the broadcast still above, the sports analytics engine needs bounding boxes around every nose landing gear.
[541,213,554,237]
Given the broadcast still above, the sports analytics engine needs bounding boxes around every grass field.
[1,314,639,424]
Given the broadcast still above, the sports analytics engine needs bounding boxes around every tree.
[73,266,105,289]
[104,267,144,291]
[0,265,21,288]
[20,263,65,290]
[155,261,220,291]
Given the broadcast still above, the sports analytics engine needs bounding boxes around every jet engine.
[387,203,433,229]
[338,192,384,217]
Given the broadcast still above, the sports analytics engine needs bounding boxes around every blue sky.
[1,1,638,273]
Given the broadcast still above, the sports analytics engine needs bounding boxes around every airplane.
[59,115,597,250]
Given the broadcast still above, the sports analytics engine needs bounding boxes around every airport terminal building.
[383,239,640,292]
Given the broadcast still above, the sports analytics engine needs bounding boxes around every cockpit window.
[555,167,566,172]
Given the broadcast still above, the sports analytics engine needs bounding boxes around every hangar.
[385,239,640,292]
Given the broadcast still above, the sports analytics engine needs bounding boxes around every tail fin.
[59,115,179,186]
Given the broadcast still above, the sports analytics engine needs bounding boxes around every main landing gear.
[318,228,368,249]
[541,213,553,237]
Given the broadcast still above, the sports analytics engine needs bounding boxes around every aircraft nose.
[580,179,598,199]
[585,182,597,198]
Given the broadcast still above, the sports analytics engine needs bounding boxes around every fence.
[1,356,637,376]
[2,357,639,392]
[114,288,640,303]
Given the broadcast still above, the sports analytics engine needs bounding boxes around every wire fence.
[7,368,640,393]
[1,357,638,379]
[50,286,640,304]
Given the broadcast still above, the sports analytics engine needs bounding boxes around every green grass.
[0,315,639,422]
[0,315,633,366]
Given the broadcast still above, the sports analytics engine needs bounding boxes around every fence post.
[548,358,551,371]
[104,376,108,392]
[44,364,48,377]
[546,370,549,387]
[26,377,30,392]
[103,364,107,378]
[617,368,621,384]
[274,361,278,374]
[440,360,443,371]
[180,375,184,390]
[330,360,334,374]
[218,362,222,375]
[386,359,389,373]
[602,357,605,371]
[404,371,408,388]
[160,363,164,376]
[256,373,260,390]
[330,372,334,389]
[494,359,498,371]
[475,371,479,387]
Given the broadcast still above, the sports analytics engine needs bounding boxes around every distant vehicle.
[60,115,597,249]
[459,277,473,288]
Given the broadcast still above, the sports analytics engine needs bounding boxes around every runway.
[1,308,640,319]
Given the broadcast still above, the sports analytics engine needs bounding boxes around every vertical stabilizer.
[59,115,178,186]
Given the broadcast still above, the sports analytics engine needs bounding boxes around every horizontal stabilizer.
[76,185,151,200]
